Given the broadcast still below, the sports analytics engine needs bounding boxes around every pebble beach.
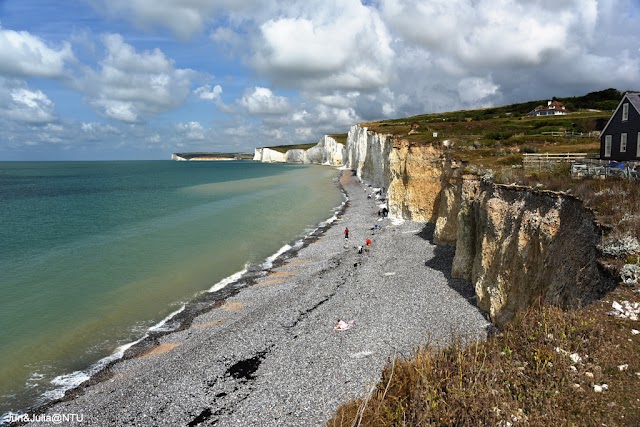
[24,170,489,427]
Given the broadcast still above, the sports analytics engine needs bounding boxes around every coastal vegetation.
[264,135,348,153]
[360,90,619,171]
[264,143,317,153]
[172,151,254,160]
[328,88,640,425]
[328,286,640,426]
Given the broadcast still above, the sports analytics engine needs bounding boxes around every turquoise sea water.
[0,161,343,418]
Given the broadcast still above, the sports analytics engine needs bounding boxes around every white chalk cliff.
[253,136,345,166]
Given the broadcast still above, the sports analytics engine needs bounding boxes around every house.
[600,92,640,161]
[528,100,570,116]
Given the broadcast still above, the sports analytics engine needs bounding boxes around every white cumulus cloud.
[176,121,206,140]
[0,28,74,78]
[92,0,261,39]
[194,84,222,101]
[252,0,394,91]
[82,34,194,122]
[240,87,290,115]
[0,79,56,123]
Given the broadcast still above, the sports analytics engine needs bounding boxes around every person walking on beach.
[344,227,349,239]
[365,238,371,253]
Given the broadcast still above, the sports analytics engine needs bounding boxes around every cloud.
[0,79,56,123]
[358,0,640,115]
[0,28,75,78]
[145,133,161,143]
[92,0,261,39]
[176,121,206,140]
[251,0,394,91]
[239,86,290,115]
[82,34,194,122]
[194,84,222,101]
[209,27,244,54]
[379,0,596,67]
[457,76,500,106]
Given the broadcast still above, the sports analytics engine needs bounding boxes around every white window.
[622,103,629,121]
[621,133,628,153]
[605,135,612,157]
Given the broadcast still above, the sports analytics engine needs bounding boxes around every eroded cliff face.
[345,125,445,222]
[254,136,345,166]
[387,138,446,222]
[344,124,609,325]
[449,179,609,325]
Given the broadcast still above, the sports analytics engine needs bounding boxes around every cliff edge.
[343,124,611,325]
[254,135,345,166]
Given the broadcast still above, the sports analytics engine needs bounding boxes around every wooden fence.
[539,131,600,138]
[522,153,597,172]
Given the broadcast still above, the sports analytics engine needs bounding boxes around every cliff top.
[261,143,316,153]
[259,134,347,153]
[356,89,625,170]
[361,110,605,167]
[173,152,253,160]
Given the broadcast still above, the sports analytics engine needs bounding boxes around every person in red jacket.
[365,238,371,252]
[344,227,349,239]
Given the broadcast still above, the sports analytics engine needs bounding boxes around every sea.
[0,160,344,421]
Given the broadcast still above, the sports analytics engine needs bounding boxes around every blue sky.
[0,0,639,160]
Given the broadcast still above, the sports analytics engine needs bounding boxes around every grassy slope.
[261,134,348,153]
[363,109,608,170]
[328,89,640,426]
[265,143,318,154]
[174,152,253,160]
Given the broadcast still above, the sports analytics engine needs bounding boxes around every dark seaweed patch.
[226,350,268,382]
[187,408,212,426]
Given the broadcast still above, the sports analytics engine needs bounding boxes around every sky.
[0,0,639,160]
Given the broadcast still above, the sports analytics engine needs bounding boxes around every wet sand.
[26,170,489,426]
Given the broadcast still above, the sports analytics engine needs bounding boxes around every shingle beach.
[26,170,489,426]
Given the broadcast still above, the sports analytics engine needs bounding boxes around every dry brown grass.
[492,172,640,240]
[328,286,640,426]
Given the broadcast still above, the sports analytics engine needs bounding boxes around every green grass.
[264,143,318,153]
[173,152,253,160]
[264,134,348,153]
[359,109,608,172]
[328,133,348,145]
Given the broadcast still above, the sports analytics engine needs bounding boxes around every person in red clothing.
[365,238,371,252]
[344,227,349,239]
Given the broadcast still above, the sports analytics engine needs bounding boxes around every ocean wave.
[208,267,248,293]
[262,244,293,269]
